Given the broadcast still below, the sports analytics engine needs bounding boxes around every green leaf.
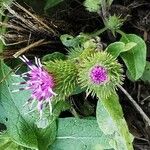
[0,104,6,125]
[60,34,89,48]
[106,42,125,58]
[49,117,113,150]
[120,34,147,80]
[0,62,57,150]
[44,0,64,11]
[0,61,38,149]
[141,61,150,83]
[124,42,137,52]
[0,134,29,150]
[106,42,137,58]
[42,52,66,62]
[96,93,134,150]
[60,34,79,48]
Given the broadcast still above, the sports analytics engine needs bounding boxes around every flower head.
[78,52,124,98]
[12,55,57,118]
[44,59,78,100]
[105,15,124,35]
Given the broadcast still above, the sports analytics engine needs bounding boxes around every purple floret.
[90,65,108,85]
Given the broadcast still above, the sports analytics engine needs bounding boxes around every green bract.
[78,51,124,98]
[105,15,124,35]
[44,60,78,99]
[67,38,97,60]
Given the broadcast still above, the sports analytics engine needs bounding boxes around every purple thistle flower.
[12,55,56,118]
[90,65,108,85]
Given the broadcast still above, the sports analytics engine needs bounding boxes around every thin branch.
[118,85,150,126]
[141,96,150,104]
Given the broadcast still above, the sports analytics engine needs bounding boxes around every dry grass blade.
[3,3,38,31]
[13,39,45,58]
[0,21,25,31]
[0,1,61,58]
[12,2,57,36]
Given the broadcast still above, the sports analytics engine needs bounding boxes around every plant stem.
[118,85,150,126]
[117,30,129,42]
[90,27,107,37]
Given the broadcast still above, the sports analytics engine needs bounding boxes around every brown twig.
[118,85,150,127]
[141,96,150,105]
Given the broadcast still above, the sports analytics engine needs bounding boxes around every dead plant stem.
[118,85,150,126]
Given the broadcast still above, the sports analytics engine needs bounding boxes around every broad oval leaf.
[107,41,137,58]
[0,135,28,150]
[106,42,125,58]
[49,117,113,150]
[96,93,134,150]
[124,42,137,52]
[120,34,147,80]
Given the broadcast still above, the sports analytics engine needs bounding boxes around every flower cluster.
[12,51,124,118]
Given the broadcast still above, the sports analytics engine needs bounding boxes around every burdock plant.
[0,1,147,149]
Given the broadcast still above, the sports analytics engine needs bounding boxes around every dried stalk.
[0,22,25,31]
[3,3,34,27]
[118,85,150,127]
[0,2,60,58]
[12,2,57,36]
